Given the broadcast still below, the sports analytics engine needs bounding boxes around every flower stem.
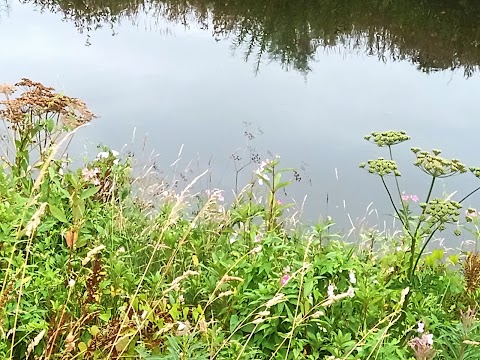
[380,176,412,238]
[412,224,441,276]
[409,176,436,279]
[460,185,480,203]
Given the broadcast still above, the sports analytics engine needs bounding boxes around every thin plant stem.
[409,176,436,279]
[108,170,208,359]
[460,185,480,203]
[284,236,313,359]
[412,224,441,276]
[389,146,410,232]
[380,177,411,238]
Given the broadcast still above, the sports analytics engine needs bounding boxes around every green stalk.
[409,176,436,279]
[380,177,412,238]
[389,146,410,234]
[460,185,480,203]
[411,224,441,276]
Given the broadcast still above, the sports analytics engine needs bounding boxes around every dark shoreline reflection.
[18,0,480,76]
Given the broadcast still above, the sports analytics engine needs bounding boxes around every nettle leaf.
[48,203,68,223]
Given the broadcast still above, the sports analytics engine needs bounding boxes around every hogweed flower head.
[413,149,466,178]
[470,166,480,179]
[360,158,400,177]
[364,130,410,147]
[422,198,462,229]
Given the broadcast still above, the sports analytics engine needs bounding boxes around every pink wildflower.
[280,274,290,287]
[401,193,419,202]
[410,333,435,359]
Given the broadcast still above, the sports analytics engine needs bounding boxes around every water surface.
[1,0,480,232]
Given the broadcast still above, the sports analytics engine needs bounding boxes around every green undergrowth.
[0,80,479,359]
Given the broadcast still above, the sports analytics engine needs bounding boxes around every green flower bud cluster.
[412,148,466,178]
[364,131,410,147]
[469,167,480,178]
[359,158,400,177]
[420,199,462,230]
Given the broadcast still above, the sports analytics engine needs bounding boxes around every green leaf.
[275,181,292,190]
[448,254,459,265]
[303,279,314,299]
[48,203,68,223]
[89,325,100,336]
[432,248,444,260]
[80,186,100,200]
[99,308,111,322]
[230,314,239,332]
[78,342,87,353]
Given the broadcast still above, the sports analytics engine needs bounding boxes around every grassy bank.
[0,80,479,359]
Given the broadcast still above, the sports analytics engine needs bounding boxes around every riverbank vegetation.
[0,80,479,359]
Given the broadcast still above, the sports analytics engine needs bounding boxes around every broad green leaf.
[99,308,111,322]
[80,186,100,200]
[48,203,68,223]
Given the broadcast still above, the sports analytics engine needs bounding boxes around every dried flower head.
[460,306,477,332]
[25,203,47,237]
[464,252,480,293]
[175,321,190,336]
[265,293,287,308]
[0,84,16,96]
[364,131,410,147]
[0,79,95,128]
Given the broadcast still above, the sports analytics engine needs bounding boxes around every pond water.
[1,0,480,232]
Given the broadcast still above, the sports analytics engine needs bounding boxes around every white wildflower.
[347,286,355,298]
[349,270,357,284]
[252,245,262,254]
[418,321,425,334]
[327,284,335,298]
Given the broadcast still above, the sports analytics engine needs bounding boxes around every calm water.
[1,0,480,231]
